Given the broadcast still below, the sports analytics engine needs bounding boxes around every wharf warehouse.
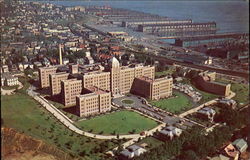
[138,22,216,33]
[110,17,170,25]
[122,19,193,28]
[174,33,241,47]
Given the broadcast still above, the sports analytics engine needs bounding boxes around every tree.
[180,150,199,160]
[79,150,86,157]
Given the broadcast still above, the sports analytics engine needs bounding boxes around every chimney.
[59,44,63,65]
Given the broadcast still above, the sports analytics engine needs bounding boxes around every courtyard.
[75,110,159,135]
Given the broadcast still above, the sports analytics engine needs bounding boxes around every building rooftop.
[141,21,215,27]
[127,145,142,151]
[50,72,69,76]
[232,139,248,152]
[1,73,17,79]
[176,33,245,41]
[138,76,154,83]
[86,86,108,95]
[210,81,229,86]
[120,149,134,158]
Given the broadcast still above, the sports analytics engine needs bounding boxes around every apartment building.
[49,72,69,96]
[39,65,59,88]
[131,76,173,100]
[76,87,111,117]
[61,79,83,106]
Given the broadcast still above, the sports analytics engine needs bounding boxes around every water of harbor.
[43,0,249,34]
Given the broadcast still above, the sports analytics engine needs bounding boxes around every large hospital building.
[38,57,173,117]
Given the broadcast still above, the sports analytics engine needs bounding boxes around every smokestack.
[59,44,63,65]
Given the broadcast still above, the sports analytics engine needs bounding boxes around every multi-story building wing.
[131,76,173,100]
[142,66,155,79]
[39,66,59,88]
[76,87,111,117]
[110,57,121,94]
[61,79,82,106]
[151,77,173,100]
[82,71,110,91]
[120,67,135,94]
[49,72,69,96]
[109,57,155,95]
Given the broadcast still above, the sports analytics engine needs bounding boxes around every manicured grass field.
[150,91,193,114]
[122,99,134,104]
[75,111,158,135]
[1,78,125,160]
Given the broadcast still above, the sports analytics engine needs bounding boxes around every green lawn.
[136,137,164,150]
[216,78,249,105]
[155,68,176,78]
[75,111,158,135]
[122,99,134,104]
[1,78,126,160]
[150,91,193,114]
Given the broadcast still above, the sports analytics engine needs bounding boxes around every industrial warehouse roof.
[122,18,172,22]
[176,33,247,41]
[140,21,215,27]
[175,55,209,64]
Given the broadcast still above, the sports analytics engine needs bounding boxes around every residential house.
[232,139,248,153]
[158,126,182,140]
[217,98,237,109]
[2,65,9,73]
[120,145,147,159]
[224,143,239,160]
[197,107,216,121]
